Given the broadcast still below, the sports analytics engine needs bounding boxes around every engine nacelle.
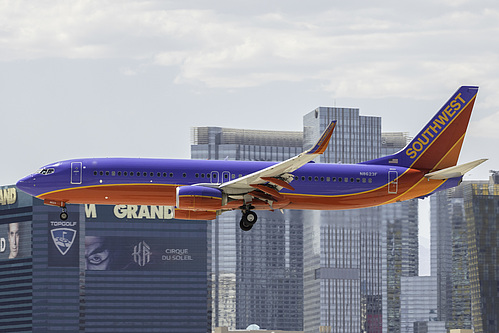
[176,185,224,210]
[174,209,218,221]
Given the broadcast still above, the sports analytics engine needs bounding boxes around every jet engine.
[176,185,224,210]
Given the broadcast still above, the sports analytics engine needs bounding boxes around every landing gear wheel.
[240,219,253,231]
[245,211,257,224]
[239,211,258,231]
[60,205,68,221]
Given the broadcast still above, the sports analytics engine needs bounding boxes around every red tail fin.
[363,86,478,171]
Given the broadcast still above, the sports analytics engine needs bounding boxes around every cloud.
[470,110,499,139]
[1,0,499,99]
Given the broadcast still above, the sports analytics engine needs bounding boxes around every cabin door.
[388,170,398,194]
[71,162,83,185]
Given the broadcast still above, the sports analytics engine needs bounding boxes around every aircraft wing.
[219,121,336,195]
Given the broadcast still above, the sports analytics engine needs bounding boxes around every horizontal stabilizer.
[424,159,487,180]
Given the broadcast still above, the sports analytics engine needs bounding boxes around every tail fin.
[362,86,479,171]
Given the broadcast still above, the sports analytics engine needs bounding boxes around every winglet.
[424,159,487,180]
[306,121,337,155]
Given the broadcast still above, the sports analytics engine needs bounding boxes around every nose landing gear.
[60,206,68,221]
[43,199,70,221]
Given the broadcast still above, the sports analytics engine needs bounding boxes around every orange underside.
[38,171,446,212]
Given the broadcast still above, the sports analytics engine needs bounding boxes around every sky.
[2,0,499,273]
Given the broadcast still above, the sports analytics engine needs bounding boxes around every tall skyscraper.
[302,108,418,333]
[431,185,472,331]
[192,127,304,331]
[464,176,499,333]
[380,132,419,333]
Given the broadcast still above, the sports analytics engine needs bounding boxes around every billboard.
[0,220,31,260]
[85,235,206,271]
[48,212,80,267]
[0,186,32,260]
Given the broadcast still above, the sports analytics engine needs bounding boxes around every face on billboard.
[8,223,20,259]
[0,221,31,260]
[85,236,111,270]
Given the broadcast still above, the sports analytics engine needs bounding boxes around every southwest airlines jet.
[17,86,486,231]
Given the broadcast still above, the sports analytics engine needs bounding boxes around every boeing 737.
[17,86,486,230]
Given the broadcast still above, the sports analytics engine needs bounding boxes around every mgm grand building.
[0,184,209,333]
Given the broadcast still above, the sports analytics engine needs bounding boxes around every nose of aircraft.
[16,174,36,196]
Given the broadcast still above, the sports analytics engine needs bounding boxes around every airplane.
[16,86,486,231]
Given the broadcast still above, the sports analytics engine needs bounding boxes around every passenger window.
[94,171,97,176]
[163,172,167,177]
[170,173,173,177]
[338,178,342,182]
[112,171,116,176]
[326,177,330,182]
[143,172,147,177]
[332,177,336,182]
[314,176,318,181]
[356,178,360,183]
[201,173,205,178]
[350,178,354,182]
[368,178,373,183]
[100,171,104,176]
[130,172,134,176]
[321,177,325,181]
[150,172,154,177]
[195,173,199,178]
[182,173,187,178]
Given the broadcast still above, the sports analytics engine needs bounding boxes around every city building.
[430,184,472,331]
[400,276,444,333]
[464,175,499,333]
[192,127,304,331]
[0,185,209,333]
[302,108,419,333]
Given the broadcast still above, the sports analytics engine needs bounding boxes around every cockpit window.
[37,168,55,175]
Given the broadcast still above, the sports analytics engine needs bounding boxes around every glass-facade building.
[400,276,444,333]
[302,108,419,333]
[464,178,499,333]
[0,185,209,333]
[430,185,472,331]
[191,127,304,331]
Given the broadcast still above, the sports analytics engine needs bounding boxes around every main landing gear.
[239,205,257,231]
